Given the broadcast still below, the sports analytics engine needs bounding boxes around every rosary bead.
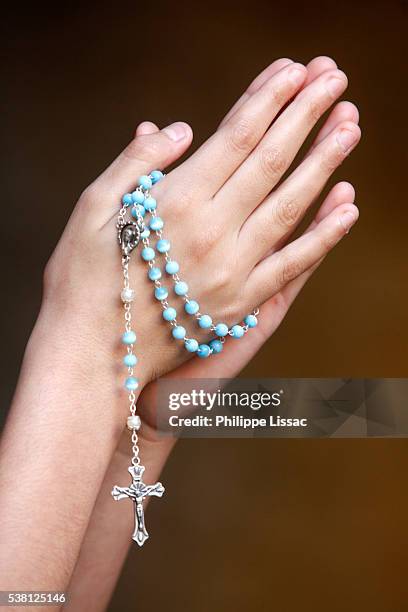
[209,339,223,353]
[172,325,186,339]
[121,287,135,303]
[149,216,164,231]
[140,228,150,239]
[215,323,229,337]
[127,414,141,430]
[163,307,177,321]
[131,190,145,205]
[244,314,258,327]
[156,239,171,253]
[141,247,156,261]
[148,267,162,281]
[125,377,139,391]
[123,354,138,367]
[185,338,199,352]
[122,330,137,345]
[198,314,212,329]
[122,193,133,206]
[185,300,199,315]
[155,286,169,300]
[144,196,157,211]
[197,344,211,358]
[131,204,146,218]
[165,260,179,274]
[174,281,188,296]
[138,175,152,190]
[150,170,164,183]
[231,324,244,338]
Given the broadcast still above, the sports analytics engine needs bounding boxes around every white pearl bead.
[127,415,141,430]
[121,288,135,303]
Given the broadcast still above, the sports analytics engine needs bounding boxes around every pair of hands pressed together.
[0,56,360,609]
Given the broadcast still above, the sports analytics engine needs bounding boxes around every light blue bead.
[163,307,177,321]
[141,247,155,261]
[144,196,157,211]
[125,377,139,391]
[172,325,186,340]
[123,354,137,367]
[174,281,188,296]
[138,175,152,190]
[165,260,179,275]
[148,267,162,281]
[209,339,223,354]
[131,204,146,218]
[155,286,168,300]
[122,193,133,206]
[185,338,199,353]
[149,216,164,231]
[150,170,164,184]
[199,314,212,329]
[131,190,145,205]
[156,239,171,253]
[185,300,199,315]
[244,314,258,328]
[140,228,150,239]
[197,344,211,358]
[215,323,229,337]
[231,324,244,338]
[122,330,136,345]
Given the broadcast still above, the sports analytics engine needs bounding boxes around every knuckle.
[78,182,100,208]
[190,225,220,260]
[227,117,257,152]
[165,187,194,215]
[278,254,303,286]
[319,228,339,251]
[265,80,287,108]
[123,135,163,162]
[273,195,300,228]
[259,146,287,181]
[306,98,323,124]
[220,297,241,325]
[319,145,345,174]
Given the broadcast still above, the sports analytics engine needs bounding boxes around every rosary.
[111,170,259,546]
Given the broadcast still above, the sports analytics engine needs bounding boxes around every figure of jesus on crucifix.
[111,464,165,546]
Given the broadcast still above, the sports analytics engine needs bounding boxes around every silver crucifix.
[111,464,165,546]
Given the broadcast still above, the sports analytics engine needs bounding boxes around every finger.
[241,121,361,261]
[303,56,337,85]
[135,121,159,136]
[219,56,337,131]
[217,68,348,219]
[306,101,359,157]
[246,202,359,303]
[82,122,193,221]
[156,183,355,379]
[219,58,294,127]
[169,62,307,198]
[265,180,356,256]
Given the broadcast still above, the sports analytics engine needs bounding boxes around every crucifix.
[111,464,165,546]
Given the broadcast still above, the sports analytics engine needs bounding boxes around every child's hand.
[41,56,360,393]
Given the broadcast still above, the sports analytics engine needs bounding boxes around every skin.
[0,56,360,610]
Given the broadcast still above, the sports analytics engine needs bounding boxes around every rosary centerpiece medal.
[112,170,259,546]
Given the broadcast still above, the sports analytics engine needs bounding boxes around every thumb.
[89,121,193,218]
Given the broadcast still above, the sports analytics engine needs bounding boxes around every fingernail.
[326,76,346,98]
[336,129,357,153]
[340,209,358,232]
[162,122,187,142]
[289,65,305,86]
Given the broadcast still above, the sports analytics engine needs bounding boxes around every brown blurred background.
[1,0,408,610]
